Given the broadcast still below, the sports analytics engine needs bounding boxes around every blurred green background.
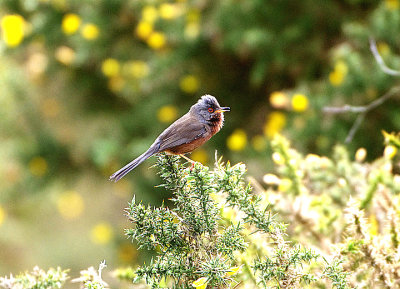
[1,0,399,282]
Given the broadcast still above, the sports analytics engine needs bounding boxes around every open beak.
[215,107,230,113]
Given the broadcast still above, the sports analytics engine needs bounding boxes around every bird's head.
[190,95,230,125]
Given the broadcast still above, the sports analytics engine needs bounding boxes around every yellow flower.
[62,13,81,35]
[269,91,289,109]
[57,191,84,220]
[384,145,397,159]
[179,75,199,93]
[147,31,166,50]
[125,60,150,78]
[227,129,247,151]
[369,214,378,236]
[225,266,241,277]
[251,135,266,152]
[81,23,99,40]
[29,156,48,177]
[157,105,178,123]
[272,152,285,165]
[0,206,6,226]
[101,58,120,77]
[263,111,286,138]
[160,3,182,20]
[90,222,113,245]
[329,60,348,86]
[385,0,399,10]
[291,93,309,112]
[142,5,158,23]
[355,147,367,162]
[263,174,281,185]
[192,277,208,289]
[278,178,292,192]
[191,149,208,164]
[1,14,26,47]
[55,46,75,65]
[135,21,153,40]
[377,42,390,56]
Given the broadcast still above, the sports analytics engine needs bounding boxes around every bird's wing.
[158,114,207,151]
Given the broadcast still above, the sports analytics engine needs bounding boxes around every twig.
[322,38,400,143]
[370,37,400,76]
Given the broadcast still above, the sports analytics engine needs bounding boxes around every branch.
[322,38,400,143]
[369,37,400,76]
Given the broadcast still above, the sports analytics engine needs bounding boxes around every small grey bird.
[109,95,230,182]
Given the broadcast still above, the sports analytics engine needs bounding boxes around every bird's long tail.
[109,144,159,182]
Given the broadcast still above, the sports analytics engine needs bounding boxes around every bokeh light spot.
[90,222,113,245]
[57,191,84,220]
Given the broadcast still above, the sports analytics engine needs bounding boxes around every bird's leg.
[179,154,196,170]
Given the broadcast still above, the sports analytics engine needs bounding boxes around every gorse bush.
[124,150,350,288]
[2,133,400,288]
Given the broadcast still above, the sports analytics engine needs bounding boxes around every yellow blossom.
[125,60,150,78]
[147,31,166,50]
[305,153,321,165]
[355,147,367,162]
[369,214,378,236]
[338,178,347,187]
[179,75,199,93]
[291,94,309,112]
[142,5,158,23]
[57,191,84,220]
[62,13,81,35]
[192,277,208,289]
[278,178,292,192]
[251,135,266,151]
[135,21,153,40]
[263,173,281,185]
[0,206,6,226]
[377,42,390,56]
[191,149,208,164]
[90,222,113,245]
[81,23,99,40]
[329,60,348,87]
[272,152,285,165]
[384,145,397,159]
[160,3,182,20]
[1,14,26,47]
[29,156,48,177]
[225,266,241,277]
[101,58,120,77]
[157,105,178,123]
[385,0,399,10]
[55,46,75,65]
[263,111,286,138]
[270,91,289,109]
[227,129,247,151]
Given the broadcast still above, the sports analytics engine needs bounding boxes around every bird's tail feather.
[109,145,158,182]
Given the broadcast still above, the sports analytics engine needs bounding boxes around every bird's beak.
[215,107,230,113]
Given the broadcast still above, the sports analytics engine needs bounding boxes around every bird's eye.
[208,108,214,113]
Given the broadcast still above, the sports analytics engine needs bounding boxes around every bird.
[109,94,230,182]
